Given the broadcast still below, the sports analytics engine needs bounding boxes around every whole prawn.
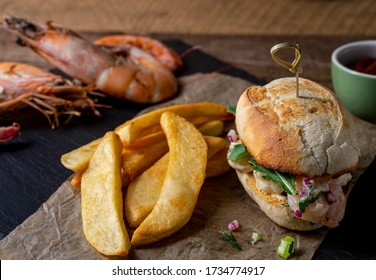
[3,15,178,104]
[93,34,183,71]
[0,62,100,128]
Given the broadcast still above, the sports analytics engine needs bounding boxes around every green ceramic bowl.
[331,40,376,123]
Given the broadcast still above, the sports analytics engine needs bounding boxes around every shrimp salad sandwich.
[227,77,360,231]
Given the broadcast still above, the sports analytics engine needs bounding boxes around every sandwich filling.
[227,133,352,228]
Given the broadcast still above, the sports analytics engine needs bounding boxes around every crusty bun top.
[235,77,360,177]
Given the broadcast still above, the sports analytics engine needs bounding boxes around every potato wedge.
[61,138,101,172]
[197,120,224,137]
[115,102,232,145]
[206,147,232,177]
[205,136,228,158]
[122,140,168,185]
[125,153,169,228]
[70,171,83,190]
[125,136,228,228]
[81,132,131,256]
[131,116,217,140]
[127,119,224,149]
[131,112,207,246]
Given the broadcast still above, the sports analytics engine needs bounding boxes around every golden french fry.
[206,148,232,177]
[125,135,228,228]
[131,112,207,246]
[60,138,102,172]
[115,102,232,145]
[81,132,131,256]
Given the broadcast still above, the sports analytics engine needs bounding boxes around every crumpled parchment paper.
[1,73,375,260]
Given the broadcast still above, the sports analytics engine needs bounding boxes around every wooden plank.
[0,0,375,36]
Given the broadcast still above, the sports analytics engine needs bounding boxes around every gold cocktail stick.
[270,42,303,97]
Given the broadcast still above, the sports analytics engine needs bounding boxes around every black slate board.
[0,40,375,259]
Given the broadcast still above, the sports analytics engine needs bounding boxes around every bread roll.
[229,77,361,230]
[235,77,360,177]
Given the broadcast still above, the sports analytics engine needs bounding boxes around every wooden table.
[0,0,375,36]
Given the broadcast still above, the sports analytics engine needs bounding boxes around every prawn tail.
[0,121,20,143]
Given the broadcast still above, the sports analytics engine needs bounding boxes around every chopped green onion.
[227,143,250,161]
[219,230,242,251]
[227,105,237,116]
[277,236,295,259]
[252,232,262,244]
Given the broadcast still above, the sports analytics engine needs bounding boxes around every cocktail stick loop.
[270,42,303,97]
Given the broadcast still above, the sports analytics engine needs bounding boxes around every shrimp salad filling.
[227,133,352,228]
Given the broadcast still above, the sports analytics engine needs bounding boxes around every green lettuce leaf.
[249,157,297,195]
[226,105,236,116]
[227,143,250,161]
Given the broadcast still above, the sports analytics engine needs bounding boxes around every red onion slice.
[227,129,238,142]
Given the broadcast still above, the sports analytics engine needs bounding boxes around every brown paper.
[1,73,375,260]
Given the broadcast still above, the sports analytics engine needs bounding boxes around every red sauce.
[350,58,376,75]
